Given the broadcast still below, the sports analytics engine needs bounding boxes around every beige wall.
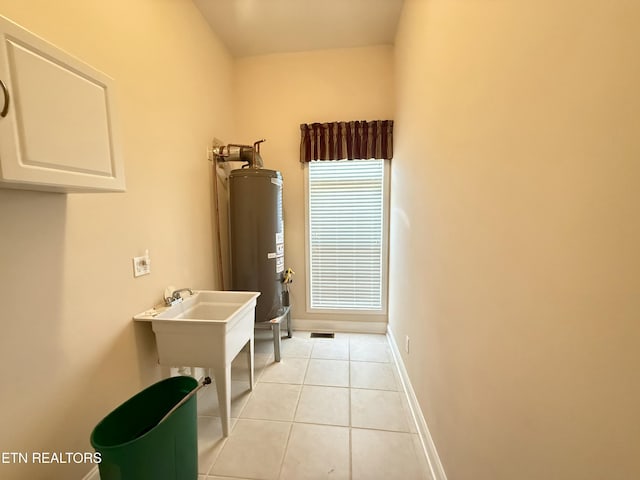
[232,47,394,324]
[2,1,637,478]
[0,1,233,478]
[391,1,640,479]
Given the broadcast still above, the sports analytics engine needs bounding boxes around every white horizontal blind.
[308,159,384,311]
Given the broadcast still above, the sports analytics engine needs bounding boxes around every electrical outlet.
[405,335,410,354]
[133,250,151,277]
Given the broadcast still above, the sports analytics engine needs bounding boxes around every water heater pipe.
[211,161,225,289]
[212,139,266,168]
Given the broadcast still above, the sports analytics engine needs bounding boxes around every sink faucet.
[165,288,194,306]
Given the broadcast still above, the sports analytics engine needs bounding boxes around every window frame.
[304,159,390,316]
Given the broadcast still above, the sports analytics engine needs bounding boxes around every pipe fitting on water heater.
[211,138,265,169]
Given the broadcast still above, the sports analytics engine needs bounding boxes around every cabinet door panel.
[8,39,115,176]
[0,16,125,192]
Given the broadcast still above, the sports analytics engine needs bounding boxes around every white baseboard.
[292,318,387,334]
[81,465,100,480]
[387,329,448,480]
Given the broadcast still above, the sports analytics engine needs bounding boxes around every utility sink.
[134,290,260,436]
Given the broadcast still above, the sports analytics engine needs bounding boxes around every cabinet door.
[0,16,125,192]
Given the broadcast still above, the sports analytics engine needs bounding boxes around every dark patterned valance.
[299,120,393,162]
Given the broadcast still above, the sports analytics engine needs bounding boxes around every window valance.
[299,120,393,163]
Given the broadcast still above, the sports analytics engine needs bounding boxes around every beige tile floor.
[196,330,432,480]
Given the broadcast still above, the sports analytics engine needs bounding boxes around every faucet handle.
[165,296,180,307]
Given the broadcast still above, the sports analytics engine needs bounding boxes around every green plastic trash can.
[90,376,199,480]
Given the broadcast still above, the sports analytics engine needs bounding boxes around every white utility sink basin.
[134,290,260,436]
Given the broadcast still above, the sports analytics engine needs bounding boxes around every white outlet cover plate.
[133,254,150,277]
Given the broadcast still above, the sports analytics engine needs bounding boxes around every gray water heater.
[229,168,284,323]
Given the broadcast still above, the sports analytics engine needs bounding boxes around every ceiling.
[193,0,405,58]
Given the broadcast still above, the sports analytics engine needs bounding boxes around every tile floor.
[195,330,432,480]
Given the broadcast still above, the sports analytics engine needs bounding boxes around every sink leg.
[273,322,281,362]
[212,363,231,437]
[248,336,255,391]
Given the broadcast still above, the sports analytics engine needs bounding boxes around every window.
[306,159,388,313]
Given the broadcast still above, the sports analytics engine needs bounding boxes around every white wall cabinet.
[0,16,125,193]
